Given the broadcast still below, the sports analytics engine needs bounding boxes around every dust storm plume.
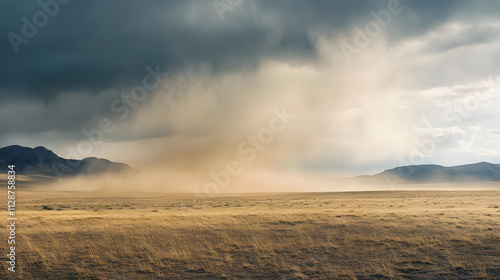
[40,37,416,194]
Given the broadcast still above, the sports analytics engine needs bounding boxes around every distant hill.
[0,145,133,178]
[345,162,500,185]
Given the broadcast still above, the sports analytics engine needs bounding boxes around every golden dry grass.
[0,191,499,279]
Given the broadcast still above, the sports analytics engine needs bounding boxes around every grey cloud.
[1,0,500,162]
[2,0,480,100]
[423,25,500,54]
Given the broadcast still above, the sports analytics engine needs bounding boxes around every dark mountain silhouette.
[0,145,133,178]
[347,162,500,185]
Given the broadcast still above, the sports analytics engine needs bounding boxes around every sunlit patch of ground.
[0,191,499,279]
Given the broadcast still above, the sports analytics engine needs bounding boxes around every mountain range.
[0,145,133,178]
[1,145,500,186]
[345,162,500,185]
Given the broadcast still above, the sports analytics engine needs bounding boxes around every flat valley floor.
[0,191,499,279]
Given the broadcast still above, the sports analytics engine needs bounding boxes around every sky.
[1,0,500,192]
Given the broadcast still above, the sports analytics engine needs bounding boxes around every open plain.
[1,191,499,279]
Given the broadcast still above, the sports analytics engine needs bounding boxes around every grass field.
[0,191,499,279]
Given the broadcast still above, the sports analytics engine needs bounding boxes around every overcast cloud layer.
[1,0,500,191]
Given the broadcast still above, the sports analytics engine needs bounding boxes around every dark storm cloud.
[0,0,406,100]
[0,0,316,100]
[1,0,494,99]
[1,0,499,143]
